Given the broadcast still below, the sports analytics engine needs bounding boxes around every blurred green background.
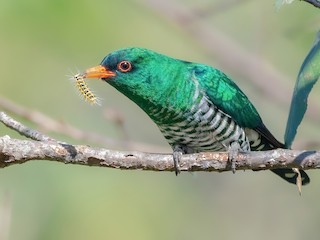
[0,0,320,239]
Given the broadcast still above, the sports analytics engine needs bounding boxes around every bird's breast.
[150,96,251,153]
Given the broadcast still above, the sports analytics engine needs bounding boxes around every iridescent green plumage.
[88,47,310,185]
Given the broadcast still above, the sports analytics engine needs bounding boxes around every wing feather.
[193,65,284,147]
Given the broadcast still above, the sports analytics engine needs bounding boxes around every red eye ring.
[117,61,132,72]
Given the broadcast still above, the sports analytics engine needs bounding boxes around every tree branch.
[0,112,319,172]
[0,135,319,171]
[302,0,320,8]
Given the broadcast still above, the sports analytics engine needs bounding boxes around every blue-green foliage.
[285,31,320,148]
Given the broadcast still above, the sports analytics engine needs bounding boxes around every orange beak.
[83,65,116,79]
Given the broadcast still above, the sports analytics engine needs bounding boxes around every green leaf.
[285,31,320,148]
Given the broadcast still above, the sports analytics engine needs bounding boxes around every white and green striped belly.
[150,96,252,153]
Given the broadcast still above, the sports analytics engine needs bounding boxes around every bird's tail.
[267,141,310,185]
[271,169,310,185]
[254,125,310,185]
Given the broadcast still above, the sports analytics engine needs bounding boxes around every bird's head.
[83,47,187,111]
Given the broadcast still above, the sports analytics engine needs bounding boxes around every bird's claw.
[173,151,182,175]
[228,142,240,174]
[173,145,185,175]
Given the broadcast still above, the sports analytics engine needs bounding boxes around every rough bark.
[0,135,319,172]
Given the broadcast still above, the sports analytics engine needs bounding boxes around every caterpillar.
[73,73,100,105]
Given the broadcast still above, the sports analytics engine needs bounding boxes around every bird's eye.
[117,61,132,72]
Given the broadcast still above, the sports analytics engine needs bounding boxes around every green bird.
[82,47,310,185]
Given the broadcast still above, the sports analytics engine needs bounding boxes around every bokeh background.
[1,0,320,239]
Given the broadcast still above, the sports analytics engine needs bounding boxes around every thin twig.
[0,97,167,152]
[0,112,56,142]
[193,0,250,18]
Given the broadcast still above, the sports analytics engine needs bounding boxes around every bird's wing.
[194,65,284,148]
[194,65,261,128]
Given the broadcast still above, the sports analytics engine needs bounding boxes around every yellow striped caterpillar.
[73,73,100,105]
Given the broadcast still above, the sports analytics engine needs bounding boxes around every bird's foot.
[228,142,240,174]
[173,152,182,175]
[173,146,184,175]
